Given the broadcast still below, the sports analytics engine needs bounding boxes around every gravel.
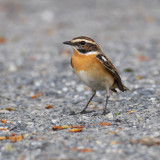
[0,0,160,160]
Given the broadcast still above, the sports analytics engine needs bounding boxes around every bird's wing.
[96,53,125,91]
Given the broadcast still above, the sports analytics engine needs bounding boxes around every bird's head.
[63,36,101,55]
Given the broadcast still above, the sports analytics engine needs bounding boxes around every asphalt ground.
[0,0,160,160]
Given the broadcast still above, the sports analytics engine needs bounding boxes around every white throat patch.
[85,51,98,56]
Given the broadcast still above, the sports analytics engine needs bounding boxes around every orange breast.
[71,48,114,89]
[71,48,97,71]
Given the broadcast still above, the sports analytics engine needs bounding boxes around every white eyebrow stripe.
[71,39,96,44]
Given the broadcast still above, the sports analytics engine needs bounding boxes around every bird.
[63,36,129,115]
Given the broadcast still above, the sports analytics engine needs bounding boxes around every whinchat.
[63,36,129,115]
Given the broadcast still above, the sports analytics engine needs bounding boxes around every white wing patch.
[101,56,107,61]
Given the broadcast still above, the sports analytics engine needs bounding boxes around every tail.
[111,85,129,93]
[122,85,129,92]
[112,78,129,92]
[116,81,129,92]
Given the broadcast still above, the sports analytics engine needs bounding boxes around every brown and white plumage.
[63,36,128,114]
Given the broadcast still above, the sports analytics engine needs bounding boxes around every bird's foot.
[102,109,110,115]
[80,110,96,114]
[69,111,76,115]
[80,110,87,114]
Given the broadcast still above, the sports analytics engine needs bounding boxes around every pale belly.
[76,70,113,91]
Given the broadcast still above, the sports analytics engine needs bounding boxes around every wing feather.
[96,54,125,91]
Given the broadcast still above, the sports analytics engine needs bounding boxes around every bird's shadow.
[69,110,104,116]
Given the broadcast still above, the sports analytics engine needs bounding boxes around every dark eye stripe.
[77,43,98,54]
[77,49,88,53]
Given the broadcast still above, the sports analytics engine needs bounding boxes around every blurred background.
[0,1,160,160]
[1,0,160,43]
[0,0,160,99]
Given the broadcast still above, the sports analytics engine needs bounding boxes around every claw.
[102,109,110,115]
[80,110,87,114]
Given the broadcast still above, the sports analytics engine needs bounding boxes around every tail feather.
[113,80,129,92]
[116,82,129,92]
[122,85,129,92]
[111,85,129,93]
[111,88,118,93]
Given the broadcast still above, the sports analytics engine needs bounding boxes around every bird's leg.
[80,90,96,114]
[102,88,110,115]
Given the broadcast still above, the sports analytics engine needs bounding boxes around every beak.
[63,41,73,46]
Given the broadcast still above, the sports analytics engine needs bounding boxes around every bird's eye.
[81,41,86,45]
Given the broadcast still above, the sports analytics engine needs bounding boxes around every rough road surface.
[0,0,160,160]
